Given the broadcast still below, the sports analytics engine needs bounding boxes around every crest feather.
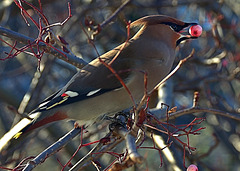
[130,15,185,28]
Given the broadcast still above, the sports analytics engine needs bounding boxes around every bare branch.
[159,107,240,122]
[22,126,82,171]
[0,26,87,69]
[98,0,132,29]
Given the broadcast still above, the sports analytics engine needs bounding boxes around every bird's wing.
[29,44,133,115]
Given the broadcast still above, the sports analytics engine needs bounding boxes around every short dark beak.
[176,23,199,46]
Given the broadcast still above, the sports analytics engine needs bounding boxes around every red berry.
[189,25,202,37]
[187,164,198,171]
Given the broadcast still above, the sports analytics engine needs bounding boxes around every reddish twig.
[1,0,74,70]
[61,126,101,170]
[80,21,136,109]
[21,126,82,171]
[14,0,39,28]
[150,49,195,95]
[44,2,72,29]
[0,40,18,60]
[143,110,205,167]
[99,0,132,29]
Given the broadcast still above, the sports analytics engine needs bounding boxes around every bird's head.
[130,15,202,48]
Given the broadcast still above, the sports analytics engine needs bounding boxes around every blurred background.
[0,0,240,170]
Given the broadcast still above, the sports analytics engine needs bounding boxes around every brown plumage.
[0,15,201,152]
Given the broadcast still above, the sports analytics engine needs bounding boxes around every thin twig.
[99,0,132,29]
[150,49,195,94]
[22,126,82,171]
[159,106,240,122]
[0,26,87,68]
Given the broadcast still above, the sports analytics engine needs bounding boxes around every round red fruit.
[189,25,202,37]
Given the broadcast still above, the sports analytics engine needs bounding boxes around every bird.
[0,15,202,152]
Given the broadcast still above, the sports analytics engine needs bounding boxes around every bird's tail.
[0,110,68,154]
[0,117,33,152]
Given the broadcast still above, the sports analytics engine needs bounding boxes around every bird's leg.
[104,111,130,132]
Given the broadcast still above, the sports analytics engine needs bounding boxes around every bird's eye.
[170,24,178,31]
[170,24,183,32]
[162,22,183,32]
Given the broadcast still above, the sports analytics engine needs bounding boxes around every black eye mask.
[161,22,199,46]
